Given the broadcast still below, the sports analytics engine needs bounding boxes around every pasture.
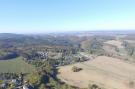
[104,40,123,48]
[58,56,135,89]
[0,57,35,73]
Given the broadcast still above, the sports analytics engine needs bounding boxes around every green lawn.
[0,57,35,73]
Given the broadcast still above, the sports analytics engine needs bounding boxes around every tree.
[26,72,42,87]
[39,84,46,89]
[88,84,102,89]
[0,80,3,84]
[72,66,82,72]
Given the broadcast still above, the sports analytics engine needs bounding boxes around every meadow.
[0,57,35,73]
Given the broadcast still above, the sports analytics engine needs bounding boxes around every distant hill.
[0,33,75,48]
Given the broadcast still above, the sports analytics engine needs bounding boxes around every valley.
[0,31,135,89]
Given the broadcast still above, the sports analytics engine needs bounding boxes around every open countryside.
[0,0,135,89]
[0,57,35,73]
[58,56,135,89]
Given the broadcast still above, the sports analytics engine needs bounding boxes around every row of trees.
[0,51,18,60]
[81,38,105,55]
[25,61,79,89]
[26,59,105,89]
[123,41,135,58]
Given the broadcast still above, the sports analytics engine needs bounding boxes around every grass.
[58,56,135,89]
[0,57,35,73]
[0,51,7,56]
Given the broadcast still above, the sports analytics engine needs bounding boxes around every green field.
[0,57,35,73]
[0,51,7,56]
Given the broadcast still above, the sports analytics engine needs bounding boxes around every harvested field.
[125,40,135,44]
[58,56,135,89]
[104,40,123,48]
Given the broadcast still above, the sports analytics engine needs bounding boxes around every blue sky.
[0,0,135,33]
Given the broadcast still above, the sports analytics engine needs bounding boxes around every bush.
[72,66,82,72]
[88,84,103,89]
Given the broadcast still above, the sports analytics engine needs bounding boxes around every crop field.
[58,56,135,89]
[0,57,35,73]
[125,40,135,44]
[104,40,123,48]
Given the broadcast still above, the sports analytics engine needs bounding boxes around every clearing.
[104,40,123,48]
[58,56,135,89]
[0,57,35,73]
[125,40,135,44]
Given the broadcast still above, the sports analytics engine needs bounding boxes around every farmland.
[0,32,135,89]
[0,57,35,73]
[58,56,135,89]
[104,40,123,48]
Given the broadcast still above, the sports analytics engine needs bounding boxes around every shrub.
[72,66,82,72]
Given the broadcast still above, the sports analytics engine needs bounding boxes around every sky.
[0,0,135,33]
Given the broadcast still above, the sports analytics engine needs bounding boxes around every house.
[23,85,29,89]
[23,85,33,89]
[0,82,7,89]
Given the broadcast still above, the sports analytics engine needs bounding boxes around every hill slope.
[58,56,135,89]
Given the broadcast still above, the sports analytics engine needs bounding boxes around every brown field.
[125,40,135,44]
[58,56,135,89]
[104,40,123,48]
